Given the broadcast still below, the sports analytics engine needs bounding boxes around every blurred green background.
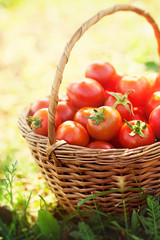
[0,0,160,205]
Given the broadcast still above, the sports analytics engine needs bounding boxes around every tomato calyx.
[125,120,147,138]
[107,89,134,115]
[28,116,41,132]
[85,108,105,125]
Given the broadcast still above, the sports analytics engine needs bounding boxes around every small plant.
[2,161,17,209]
[70,221,97,240]
[0,161,39,239]
[138,195,160,240]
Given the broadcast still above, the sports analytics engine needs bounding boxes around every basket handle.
[48,4,160,145]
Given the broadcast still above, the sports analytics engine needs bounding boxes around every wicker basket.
[18,5,160,214]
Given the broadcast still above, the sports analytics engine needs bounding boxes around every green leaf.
[138,196,160,239]
[112,221,143,240]
[70,230,84,239]
[146,196,160,237]
[131,209,139,233]
[77,188,142,209]
[37,210,61,240]
[144,61,159,72]
[78,221,97,240]
[0,218,15,240]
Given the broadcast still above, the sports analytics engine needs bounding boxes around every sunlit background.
[0,0,160,210]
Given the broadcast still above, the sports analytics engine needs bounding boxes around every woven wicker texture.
[18,5,160,214]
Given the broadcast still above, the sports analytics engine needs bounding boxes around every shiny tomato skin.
[73,107,94,129]
[56,100,76,122]
[103,92,131,121]
[31,108,48,136]
[55,111,62,129]
[56,120,90,146]
[85,60,117,91]
[130,107,147,122]
[87,106,122,141]
[87,141,114,149]
[29,97,50,116]
[149,105,160,139]
[117,75,152,107]
[67,78,105,108]
[119,120,155,149]
[145,91,160,118]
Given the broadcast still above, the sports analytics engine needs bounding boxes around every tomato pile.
[28,60,160,149]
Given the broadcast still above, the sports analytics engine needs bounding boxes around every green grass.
[1,0,160,239]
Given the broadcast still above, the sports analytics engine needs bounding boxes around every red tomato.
[117,75,152,107]
[29,108,61,137]
[56,100,76,122]
[67,78,105,108]
[104,90,110,99]
[55,111,62,129]
[145,91,160,118]
[87,106,122,141]
[130,107,147,122]
[103,90,133,121]
[29,108,48,136]
[119,120,155,148]
[73,107,94,129]
[149,105,160,139]
[109,132,122,148]
[29,97,50,116]
[56,120,90,146]
[152,73,160,92]
[85,60,117,91]
[87,141,114,149]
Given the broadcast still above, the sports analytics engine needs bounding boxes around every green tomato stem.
[124,120,147,138]
[28,116,41,132]
[85,108,105,125]
[107,89,134,116]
